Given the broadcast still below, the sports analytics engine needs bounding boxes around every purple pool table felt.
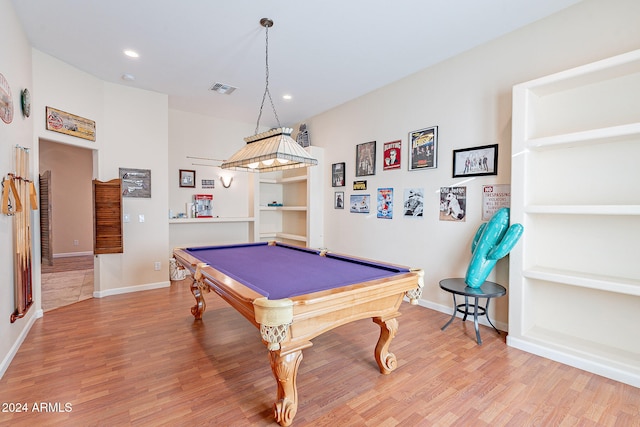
[185,242,410,300]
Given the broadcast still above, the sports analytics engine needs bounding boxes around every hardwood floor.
[1,280,638,426]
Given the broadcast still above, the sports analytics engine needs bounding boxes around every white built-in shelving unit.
[253,146,324,248]
[509,49,640,387]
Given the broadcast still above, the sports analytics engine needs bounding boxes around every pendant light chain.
[220,17,318,172]
[254,22,282,135]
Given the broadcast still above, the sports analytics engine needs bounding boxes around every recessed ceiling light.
[282,94,292,100]
[124,49,139,58]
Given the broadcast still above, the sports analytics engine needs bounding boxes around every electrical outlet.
[138,214,145,223]
[154,261,161,271]
[73,239,79,246]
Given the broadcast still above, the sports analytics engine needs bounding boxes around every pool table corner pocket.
[254,297,294,350]
[405,268,425,304]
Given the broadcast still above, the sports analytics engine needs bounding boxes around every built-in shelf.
[259,205,307,211]
[526,122,640,149]
[253,146,324,248]
[524,205,640,215]
[259,231,307,243]
[169,217,255,224]
[509,48,640,388]
[260,175,307,184]
[523,266,640,296]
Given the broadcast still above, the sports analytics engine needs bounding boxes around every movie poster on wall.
[383,140,401,170]
[439,186,466,221]
[482,184,511,220]
[377,188,393,219]
[403,188,424,218]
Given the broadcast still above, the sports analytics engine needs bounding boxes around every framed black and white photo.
[332,162,345,187]
[334,191,345,209]
[409,126,437,171]
[355,141,376,177]
[452,144,498,177]
[179,169,196,188]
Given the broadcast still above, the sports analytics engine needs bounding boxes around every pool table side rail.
[285,271,420,345]
[173,248,263,326]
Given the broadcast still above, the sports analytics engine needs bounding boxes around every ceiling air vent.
[209,82,237,95]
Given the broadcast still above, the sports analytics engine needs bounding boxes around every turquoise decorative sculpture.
[465,207,523,288]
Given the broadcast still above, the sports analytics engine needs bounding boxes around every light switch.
[138,214,145,223]
[123,213,130,223]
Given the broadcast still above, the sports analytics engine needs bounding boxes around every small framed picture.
[179,169,196,187]
[452,144,498,177]
[332,162,345,187]
[334,191,345,209]
[119,168,151,198]
[350,194,370,213]
[356,141,376,177]
[409,126,438,171]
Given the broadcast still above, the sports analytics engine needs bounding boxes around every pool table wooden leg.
[189,266,210,320]
[269,347,305,427]
[373,314,400,374]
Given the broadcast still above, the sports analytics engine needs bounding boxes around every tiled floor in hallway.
[40,256,94,312]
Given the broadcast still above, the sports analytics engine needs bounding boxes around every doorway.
[38,139,95,312]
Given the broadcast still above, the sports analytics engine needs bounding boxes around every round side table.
[439,278,506,345]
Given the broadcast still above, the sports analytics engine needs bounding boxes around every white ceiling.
[12,0,582,129]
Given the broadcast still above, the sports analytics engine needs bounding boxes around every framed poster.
[119,168,151,198]
[355,141,376,177]
[332,162,345,187]
[179,169,196,188]
[409,126,437,170]
[383,140,401,170]
[452,144,498,177]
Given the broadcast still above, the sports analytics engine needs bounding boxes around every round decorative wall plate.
[21,88,31,118]
[0,72,14,124]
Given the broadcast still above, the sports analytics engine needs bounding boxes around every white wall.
[305,0,640,326]
[30,50,171,295]
[167,109,256,248]
[0,0,35,378]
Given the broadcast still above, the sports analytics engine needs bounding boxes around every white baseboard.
[507,336,640,388]
[0,309,43,380]
[415,298,508,332]
[53,251,94,258]
[93,281,170,298]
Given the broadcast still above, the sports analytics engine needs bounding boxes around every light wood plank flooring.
[1,280,638,426]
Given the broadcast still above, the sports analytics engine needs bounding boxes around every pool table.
[172,241,423,426]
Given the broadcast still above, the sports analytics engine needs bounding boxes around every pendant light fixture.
[221,18,318,172]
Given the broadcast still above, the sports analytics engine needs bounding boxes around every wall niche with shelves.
[509,49,640,387]
[253,146,324,248]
